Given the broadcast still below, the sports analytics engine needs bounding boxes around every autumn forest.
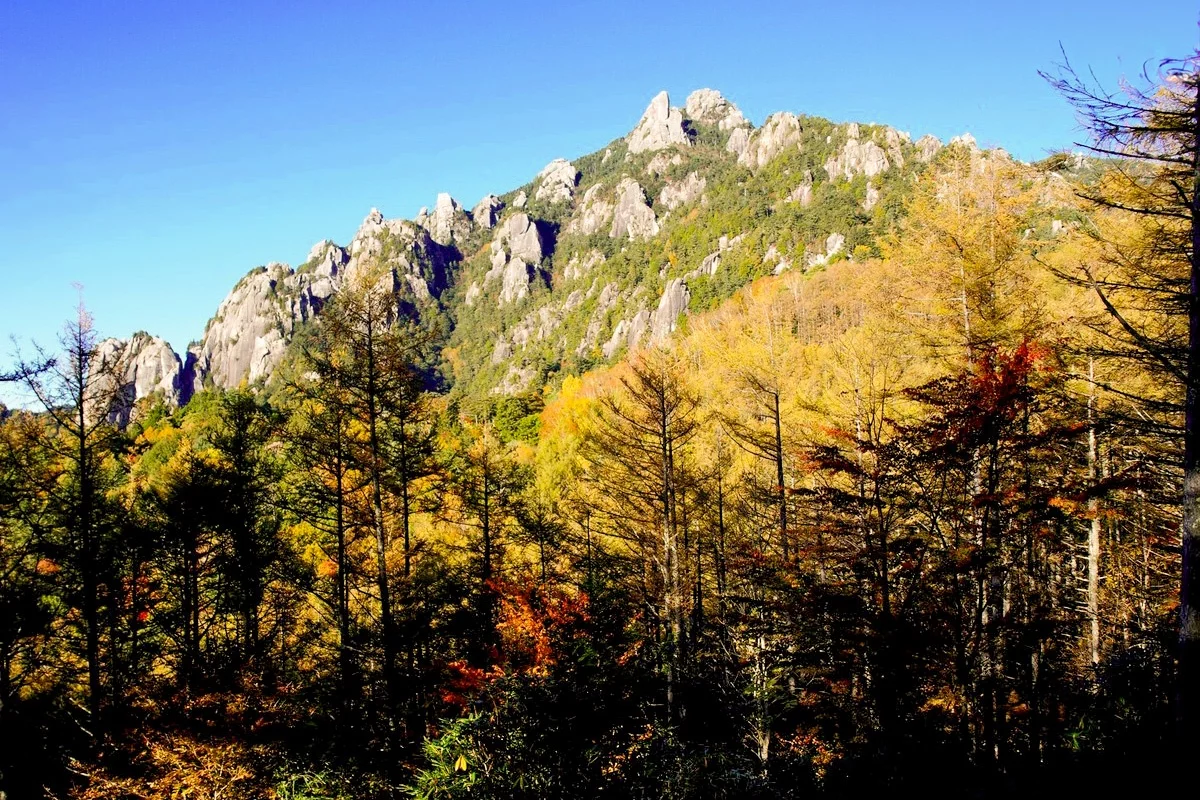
[1,53,1197,799]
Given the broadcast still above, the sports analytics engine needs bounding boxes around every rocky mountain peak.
[92,332,189,426]
[473,195,504,228]
[738,112,802,169]
[684,88,748,131]
[627,90,691,154]
[535,159,579,203]
[427,192,472,246]
[351,208,387,254]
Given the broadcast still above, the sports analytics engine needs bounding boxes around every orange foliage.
[440,660,502,711]
[495,579,590,677]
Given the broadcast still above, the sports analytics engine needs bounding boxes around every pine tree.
[1044,49,1200,737]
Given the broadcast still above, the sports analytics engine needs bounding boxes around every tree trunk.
[1181,81,1200,739]
[1087,359,1102,670]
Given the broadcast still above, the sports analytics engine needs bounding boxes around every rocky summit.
[98,88,975,419]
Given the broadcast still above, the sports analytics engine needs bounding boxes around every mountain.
[97,88,1039,419]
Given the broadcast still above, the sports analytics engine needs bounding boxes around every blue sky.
[1,0,1196,366]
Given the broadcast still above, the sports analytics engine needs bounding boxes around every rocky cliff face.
[92,332,189,426]
[627,91,690,153]
[109,87,965,414]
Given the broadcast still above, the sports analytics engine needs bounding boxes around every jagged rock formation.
[473,195,504,228]
[483,213,545,305]
[658,171,706,212]
[916,134,942,162]
[426,193,472,246]
[192,263,330,390]
[627,91,690,154]
[650,279,689,342]
[535,159,579,203]
[92,333,189,426]
[568,183,614,236]
[825,136,889,180]
[738,112,802,169]
[103,87,969,410]
[609,179,659,240]
[685,88,748,131]
[189,205,458,392]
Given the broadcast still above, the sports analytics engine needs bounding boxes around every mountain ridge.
[96,88,1010,419]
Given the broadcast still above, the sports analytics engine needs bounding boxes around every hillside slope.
[96,89,1078,416]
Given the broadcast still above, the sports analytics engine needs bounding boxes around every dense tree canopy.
[1,53,1195,800]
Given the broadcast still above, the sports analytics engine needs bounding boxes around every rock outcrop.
[426,193,472,246]
[650,279,690,342]
[483,213,546,305]
[645,152,683,177]
[563,250,605,282]
[579,282,620,355]
[658,171,706,212]
[495,213,544,264]
[808,232,846,267]
[738,112,802,169]
[92,333,188,426]
[725,126,751,158]
[192,262,332,390]
[568,183,613,236]
[684,88,748,131]
[193,206,455,391]
[786,171,814,205]
[609,178,659,240]
[627,91,690,154]
[534,159,579,203]
[916,134,941,162]
[500,258,534,305]
[473,194,504,228]
[825,131,890,180]
[864,181,881,211]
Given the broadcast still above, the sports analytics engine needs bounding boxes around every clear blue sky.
[1,0,1196,364]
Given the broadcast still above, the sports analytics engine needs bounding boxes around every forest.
[0,55,1196,799]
